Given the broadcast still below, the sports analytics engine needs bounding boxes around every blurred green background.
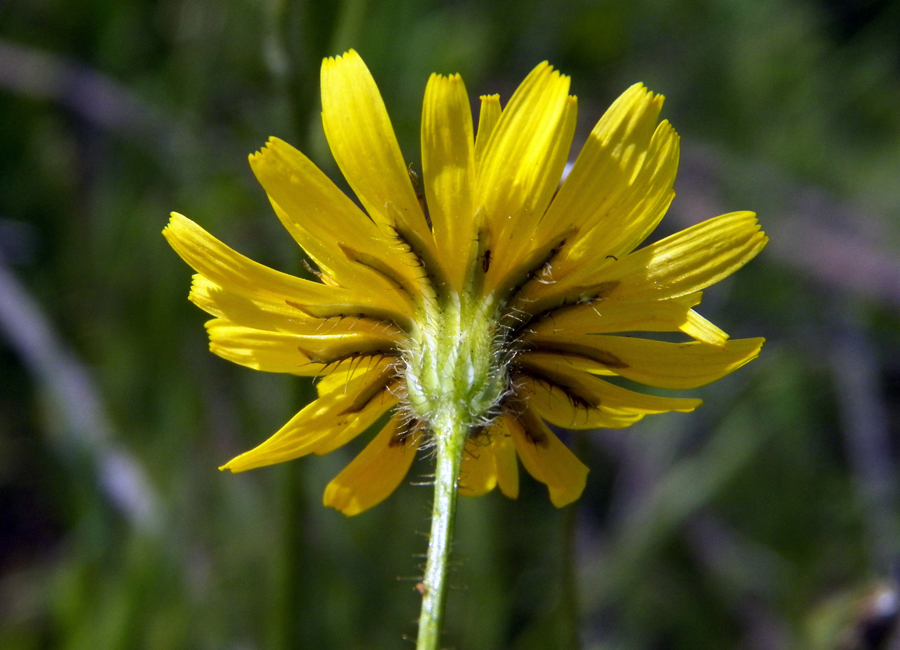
[2,0,900,648]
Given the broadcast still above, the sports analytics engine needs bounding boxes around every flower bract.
[164,50,767,515]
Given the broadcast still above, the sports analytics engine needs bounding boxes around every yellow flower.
[163,50,766,516]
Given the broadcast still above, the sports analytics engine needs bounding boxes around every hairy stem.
[416,412,468,650]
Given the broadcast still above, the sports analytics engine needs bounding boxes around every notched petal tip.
[623,81,665,107]
[531,60,567,82]
[322,48,360,67]
[730,211,769,252]
[218,458,241,473]
[162,212,180,235]
[588,82,666,146]
[162,212,195,246]
[430,72,463,84]
[248,137,277,163]
[248,136,286,164]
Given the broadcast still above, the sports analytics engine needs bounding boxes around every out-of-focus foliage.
[2,1,900,649]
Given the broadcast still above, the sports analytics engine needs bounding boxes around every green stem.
[416,412,468,650]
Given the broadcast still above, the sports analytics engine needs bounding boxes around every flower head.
[164,50,766,515]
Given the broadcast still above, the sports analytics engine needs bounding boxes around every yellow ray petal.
[518,352,702,414]
[519,212,767,314]
[527,291,728,346]
[164,213,411,328]
[320,51,436,267]
[323,417,421,516]
[596,121,679,259]
[421,73,476,292]
[164,213,331,303]
[254,382,399,464]
[234,387,398,469]
[190,274,320,333]
[485,95,578,297]
[522,333,764,389]
[517,375,645,430]
[206,319,313,374]
[315,354,399,396]
[493,420,520,498]
[476,63,570,219]
[476,63,573,284]
[220,360,396,472]
[206,319,401,374]
[458,435,498,497]
[597,211,768,303]
[192,276,411,357]
[538,85,675,257]
[474,94,501,175]
[311,391,401,455]
[529,292,719,338]
[456,419,521,498]
[683,309,731,346]
[509,409,588,507]
[550,121,678,283]
[248,138,420,311]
